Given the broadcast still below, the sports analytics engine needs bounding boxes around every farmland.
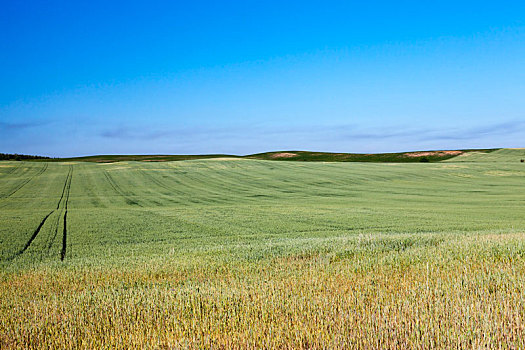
[1,148,525,348]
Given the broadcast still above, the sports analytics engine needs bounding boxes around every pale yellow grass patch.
[466,232,525,242]
[453,151,485,158]
[485,170,523,177]
[454,173,474,178]
[140,168,172,171]
[106,167,132,171]
[483,232,525,241]
[439,164,468,169]
[206,157,243,161]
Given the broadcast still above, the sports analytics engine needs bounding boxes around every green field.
[1,148,525,348]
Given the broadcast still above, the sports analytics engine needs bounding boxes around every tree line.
[0,153,51,161]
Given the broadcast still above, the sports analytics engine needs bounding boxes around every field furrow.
[0,163,47,199]
[61,166,73,261]
[103,170,143,207]
[7,211,54,261]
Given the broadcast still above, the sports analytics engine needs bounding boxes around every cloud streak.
[418,120,525,142]
[0,121,46,130]
[97,119,524,152]
[3,118,522,157]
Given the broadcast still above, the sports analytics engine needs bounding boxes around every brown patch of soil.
[270,152,298,159]
[404,151,463,158]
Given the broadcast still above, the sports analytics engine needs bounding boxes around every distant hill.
[443,148,525,163]
[57,154,237,163]
[245,149,498,162]
[6,148,498,163]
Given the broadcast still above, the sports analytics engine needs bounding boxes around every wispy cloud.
[100,127,175,140]
[5,118,520,157]
[335,128,425,141]
[0,120,45,130]
[418,120,525,142]
[99,120,524,145]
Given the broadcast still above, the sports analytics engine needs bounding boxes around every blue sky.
[1,1,524,157]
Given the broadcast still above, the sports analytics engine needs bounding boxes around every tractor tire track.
[56,166,72,209]
[0,162,21,177]
[138,167,181,204]
[1,163,48,199]
[140,168,174,193]
[7,211,54,261]
[103,171,142,207]
[5,165,73,263]
[42,212,60,261]
[44,167,73,259]
[61,166,73,261]
[61,208,68,261]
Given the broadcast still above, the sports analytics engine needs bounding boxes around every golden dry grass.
[2,233,525,349]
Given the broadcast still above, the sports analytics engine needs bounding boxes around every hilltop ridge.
[2,148,505,163]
